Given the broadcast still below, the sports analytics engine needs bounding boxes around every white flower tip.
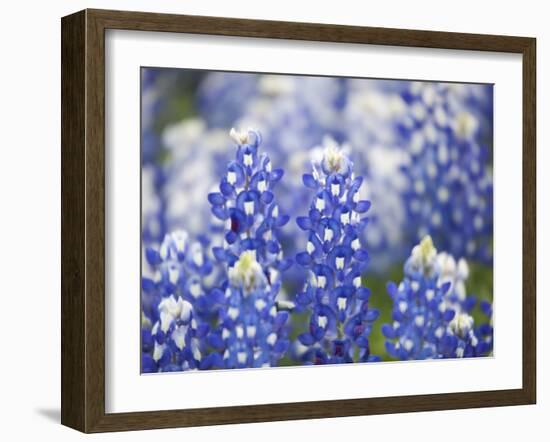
[228,250,264,292]
[322,139,348,174]
[229,127,250,145]
[230,127,259,145]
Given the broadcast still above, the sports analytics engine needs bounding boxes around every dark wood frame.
[61,8,536,433]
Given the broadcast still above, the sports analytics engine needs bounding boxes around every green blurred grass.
[366,265,404,361]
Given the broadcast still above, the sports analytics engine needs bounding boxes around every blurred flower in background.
[395,82,493,263]
[140,67,494,372]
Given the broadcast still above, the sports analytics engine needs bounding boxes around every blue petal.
[440,281,452,295]
[385,341,398,358]
[479,323,492,336]
[364,309,380,322]
[386,281,398,297]
[274,311,289,328]
[296,252,312,266]
[296,291,313,306]
[145,247,162,266]
[209,287,225,304]
[302,173,317,189]
[354,249,369,261]
[443,309,455,322]
[261,191,274,204]
[266,240,280,254]
[212,246,227,262]
[207,333,224,350]
[211,206,228,220]
[354,200,371,213]
[196,323,210,338]
[141,277,156,293]
[225,231,238,245]
[298,333,315,346]
[199,353,223,370]
[355,336,369,348]
[275,214,290,227]
[270,168,284,182]
[356,287,371,300]
[220,181,235,197]
[381,324,396,339]
[480,300,492,316]
[141,353,157,373]
[464,295,477,312]
[296,216,313,230]
[141,328,154,352]
[273,339,289,354]
[207,192,226,206]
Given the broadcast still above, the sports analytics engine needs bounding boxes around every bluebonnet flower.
[396,82,493,262]
[293,138,380,364]
[141,230,221,372]
[382,236,493,360]
[207,128,292,368]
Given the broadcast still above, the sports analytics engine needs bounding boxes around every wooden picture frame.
[61,8,536,433]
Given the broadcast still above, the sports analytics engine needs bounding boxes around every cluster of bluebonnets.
[382,236,493,360]
[141,70,494,372]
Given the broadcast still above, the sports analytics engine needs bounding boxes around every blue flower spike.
[294,137,380,365]
[141,230,219,372]
[383,235,494,360]
[208,128,292,369]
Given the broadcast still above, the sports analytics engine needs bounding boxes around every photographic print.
[140,68,494,373]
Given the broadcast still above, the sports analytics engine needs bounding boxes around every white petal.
[317,275,326,289]
[315,197,325,211]
[258,180,267,192]
[227,170,237,185]
[255,299,267,311]
[266,333,277,346]
[189,282,201,298]
[236,325,244,339]
[228,307,239,320]
[246,326,257,338]
[337,297,347,310]
[244,200,254,215]
[340,212,350,225]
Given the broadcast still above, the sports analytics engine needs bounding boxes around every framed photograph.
[61,9,536,433]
